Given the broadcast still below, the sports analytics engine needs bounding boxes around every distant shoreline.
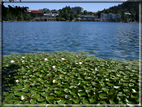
[2,21,139,23]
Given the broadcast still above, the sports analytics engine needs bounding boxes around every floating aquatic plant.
[2,50,139,104]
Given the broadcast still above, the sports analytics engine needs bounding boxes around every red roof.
[27,10,41,13]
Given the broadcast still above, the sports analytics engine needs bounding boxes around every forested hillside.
[97,2,139,22]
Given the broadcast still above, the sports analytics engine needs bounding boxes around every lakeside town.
[24,6,121,22]
[2,1,139,22]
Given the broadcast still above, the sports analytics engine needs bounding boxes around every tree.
[61,18,65,21]
[25,13,31,21]
[70,14,74,21]
[88,12,93,15]
[77,9,81,14]
[63,13,69,20]
[56,17,60,21]
[83,10,87,15]
[74,14,78,18]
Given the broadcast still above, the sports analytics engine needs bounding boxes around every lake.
[3,22,139,60]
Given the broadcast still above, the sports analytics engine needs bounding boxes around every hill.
[96,1,139,22]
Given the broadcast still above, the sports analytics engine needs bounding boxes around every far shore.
[2,20,139,23]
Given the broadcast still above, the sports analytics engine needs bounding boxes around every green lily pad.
[78,92,86,97]
[99,92,108,99]
[57,99,66,104]
[30,99,36,104]
[31,94,40,99]
[102,88,109,93]
[89,97,97,103]
[64,88,70,93]
[54,90,62,95]
[22,88,29,92]
[99,101,107,104]
[46,95,56,100]
[73,98,80,104]
[37,97,45,102]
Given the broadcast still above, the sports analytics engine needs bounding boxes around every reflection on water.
[3,22,139,60]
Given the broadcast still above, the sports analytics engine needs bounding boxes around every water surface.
[3,22,139,60]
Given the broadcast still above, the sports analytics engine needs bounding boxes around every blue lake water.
[3,22,139,60]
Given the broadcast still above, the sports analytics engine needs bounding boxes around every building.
[124,12,131,15]
[26,10,41,13]
[77,15,101,21]
[40,10,60,20]
[71,6,84,14]
[51,10,60,16]
[101,13,109,20]
[79,15,95,20]
[41,10,59,16]
[101,13,121,20]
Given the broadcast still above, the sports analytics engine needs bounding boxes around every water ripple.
[3,22,139,60]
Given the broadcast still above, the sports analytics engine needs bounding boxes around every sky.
[3,0,127,12]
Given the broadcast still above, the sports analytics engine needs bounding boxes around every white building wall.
[101,13,121,20]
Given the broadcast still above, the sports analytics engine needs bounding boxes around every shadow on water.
[2,64,20,92]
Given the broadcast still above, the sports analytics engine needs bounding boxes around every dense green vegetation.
[56,6,95,21]
[2,4,43,21]
[2,5,28,21]
[2,51,139,104]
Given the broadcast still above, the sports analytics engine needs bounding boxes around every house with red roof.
[26,10,41,13]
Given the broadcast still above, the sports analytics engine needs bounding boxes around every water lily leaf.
[5,96,13,102]
[31,90,37,94]
[99,81,105,87]
[14,92,24,97]
[57,99,66,104]
[30,99,36,104]
[108,89,116,96]
[65,94,72,99]
[85,89,91,94]
[91,82,97,86]
[46,95,56,100]
[99,101,107,104]
[66,99,73,104]
[37,97,45,102]
[55,90,62,95]
[126,101,135,104]
[82,99,89,104]
[117,92,124,97]
[102,88,109,93]
[24,101,30,104]
[99,93,107,99]
[89,97,97,103]
[38,101,47,104]
[22,88,29,92]
[109,99,115,104]
[64,88,70,93]
[130,94,137,99]
[31,94,40,99]
[123,89,129,93]
[41,92,49,97]
[17,85,23,89]
[78,92,86,97]
[85,76,92,80]
[6,99,15,104]
[73,98,80,104]
[70,90,77,96]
